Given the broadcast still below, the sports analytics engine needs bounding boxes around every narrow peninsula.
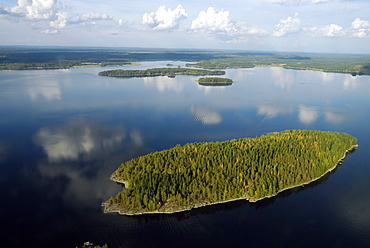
[98,68,225,78]
[197,77,234,86]
[103,130,357,215]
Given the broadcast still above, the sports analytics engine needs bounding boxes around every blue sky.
[1,0,370,53]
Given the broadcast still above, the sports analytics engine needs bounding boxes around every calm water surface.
[0,62,370,248]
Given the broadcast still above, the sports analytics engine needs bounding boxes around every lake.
[1,61,370,248]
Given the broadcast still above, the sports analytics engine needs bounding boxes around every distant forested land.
[0,47,222,70]
[98,68,225,78]
[186,55,370,76]
[103,130,357,215]
[0,47,140,69]
[1,46,370,75]
[197,77,234,86]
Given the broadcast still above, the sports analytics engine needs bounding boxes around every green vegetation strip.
[185,54,370,76]
[103,130,357,215]
[197,77,234,86]
[98,68,225,78]
[1,47,370,75]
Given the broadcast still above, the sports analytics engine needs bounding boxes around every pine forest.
[103,130,357,215]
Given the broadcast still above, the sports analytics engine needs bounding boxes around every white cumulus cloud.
[351,18,370,38]
[49,11,77,29]
[142,4,187,30]
[189,7,266,41]
[4,0,57,20]
[264,0,332,4]
[302,18,370,38]
[118,18,126,26]
[273,12,301,37]
[41,29,59,34]
[189,7,237,34]
[304,24,345,37]
[1,0,116,34]
[81,12,113,21]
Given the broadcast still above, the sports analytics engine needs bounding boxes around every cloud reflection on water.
[190,105,222,125]
[143,76,185,93]
[298,105,318,125]
[196,83,227,95]
[130,129,144,147]
[257,103,346,125]
[270,67,294,90]
[35,117,126,162]
[343,74,359,91]
[321,72,335,83]
[324,111,345,124]
[33,117,149,208]
[27,80,62,101]
[257,104,294,119]
[36,158,123,207]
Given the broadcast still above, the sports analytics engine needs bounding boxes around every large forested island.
[103,130,357,215]
[98,68,225,78]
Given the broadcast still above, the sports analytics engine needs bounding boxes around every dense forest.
[197,77,234,86]
[98,68,225,78]
[103,130,357,215]
[186,56,370,76]
[197,77,233,83]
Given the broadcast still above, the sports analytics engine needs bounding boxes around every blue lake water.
[0,62,370,247]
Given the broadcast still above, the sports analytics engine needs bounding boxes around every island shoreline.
[102,144,358,216]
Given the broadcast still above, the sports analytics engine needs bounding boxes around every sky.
[1,0,370,53]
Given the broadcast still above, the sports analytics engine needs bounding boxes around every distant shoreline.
[1,47,369,75]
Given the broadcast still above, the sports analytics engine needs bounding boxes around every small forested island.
[197,77,234,86]
[98,68,225,78]
[103,130,357,215]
